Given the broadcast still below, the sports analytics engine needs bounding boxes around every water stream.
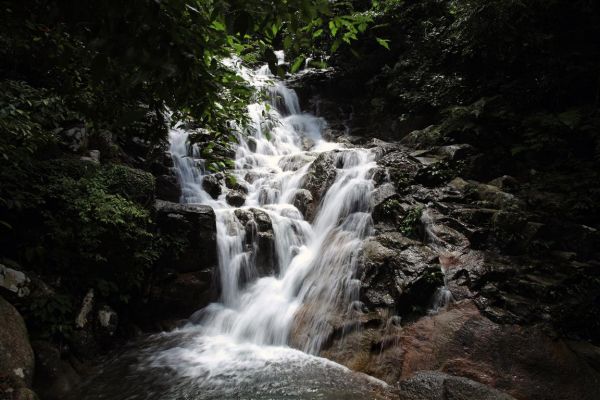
[70,61,396,399]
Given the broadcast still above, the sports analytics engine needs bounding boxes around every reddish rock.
[322,301,600,400]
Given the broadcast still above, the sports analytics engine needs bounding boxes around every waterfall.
[163,59,378,374]
[67,59,395,400]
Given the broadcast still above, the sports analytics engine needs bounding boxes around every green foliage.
[0,159,159,311]
[400,206,424,238]
[25,293,74,341]
[381,198,402,218]
[0,80,74,161]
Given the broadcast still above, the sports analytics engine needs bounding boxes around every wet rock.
[488,175,519,193]
[202,174,222,199]
[371,183,399,225]
[398,371,516,400]
[224,178,249,194]
[0,295,34,387]
[301,151,338,221]
[235,208,278,276]
[372,183,397,210]
[436,144,476,161]
[390,302,600,400]
[149,151,175,175]
[32,341,80,400]
[152,270,217,319]
[449,178,521,209]
[247,137,257,152]
[155,200,218,273]
[358,234,443,316]
[226,190,246,207]
[377,150,420,189]
[155,174,181,202]
[292,189,314,218]
[278,153,316,172]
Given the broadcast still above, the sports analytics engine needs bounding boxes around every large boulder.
[155,200,218,273]
[300,151,339,221]
[0,296,35,388]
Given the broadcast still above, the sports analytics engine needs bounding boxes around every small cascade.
[420,208,455,313]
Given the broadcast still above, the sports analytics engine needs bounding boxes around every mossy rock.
[99,165,155,206]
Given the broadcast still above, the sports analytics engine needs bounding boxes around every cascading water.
[166,60,377,354]
[69,59,395,400]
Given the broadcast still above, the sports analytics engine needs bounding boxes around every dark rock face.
[155,174,181,202]
[154,200,217,273]
[201,174,222,199]
[0,295,35,390]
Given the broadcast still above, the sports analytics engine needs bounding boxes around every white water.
[160,59,382,386]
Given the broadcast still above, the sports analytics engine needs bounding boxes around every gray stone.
[398,371,516,400]
[0,264,30,297]
[0,295,35,386]
[292,189,313,218]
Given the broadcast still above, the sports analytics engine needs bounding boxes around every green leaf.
[312,28,323,38]
[291,56,305,73]
[376,37,390,50]
[210,20,226,32]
